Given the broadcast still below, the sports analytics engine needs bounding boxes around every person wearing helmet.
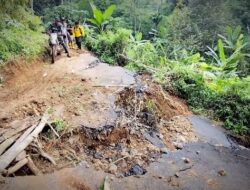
[49,18,71,57]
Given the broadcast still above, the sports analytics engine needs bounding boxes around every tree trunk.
[30,0,34,14]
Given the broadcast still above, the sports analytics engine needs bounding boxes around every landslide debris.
[0,61,197,177]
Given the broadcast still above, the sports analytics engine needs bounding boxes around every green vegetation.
[51,119,68,132]
[0,0,47,64]
[0,0,249,136]
[82,1,249,136]
[88,3,116,32]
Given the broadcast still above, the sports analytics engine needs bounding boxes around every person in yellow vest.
[73,21,85,50]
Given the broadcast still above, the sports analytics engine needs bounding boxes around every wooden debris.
[0,134,20,156]
[48,123,60,138]
[0,112,49,173]
[27,156,42,176]
[15,151,27,162]
[34,140,56,165]
[1,121,36,143]
[4,158,28,175]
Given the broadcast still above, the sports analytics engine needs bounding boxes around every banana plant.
[206,30,250,77]
[88,2,116,32]
[206,39,244,76]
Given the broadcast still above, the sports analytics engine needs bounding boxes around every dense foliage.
[0,0,46,64]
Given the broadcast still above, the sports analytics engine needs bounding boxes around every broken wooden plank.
[27,156,42,176]
[4,158,28,175]
[1,121,36,141]
[0,134,20,156]
[15,151,26,162]
[0,112,50,173]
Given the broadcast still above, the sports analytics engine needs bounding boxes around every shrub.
[84,28,131,65]
[0,8,47,64]
[171,64,250,134]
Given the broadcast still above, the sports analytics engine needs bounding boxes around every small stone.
[128,164,146,176]
[160,147,168,154]
[121,150,129,157]
[158,134,164,139]
[109,164,117,174]
[110,143,115,147]
[174,142,183,150]
[196,151,200,155]
[174,172,180,178]
[178,136,187,143]
[149,158,155,162]
[81,78,87,82]
[182,157,191,164]
[94,153,103,159]
[184,158,191,164]
[218,169,227,176]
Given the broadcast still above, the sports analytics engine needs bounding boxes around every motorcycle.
[49,32,63,63]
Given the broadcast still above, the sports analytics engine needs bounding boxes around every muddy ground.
[0,52,250,190]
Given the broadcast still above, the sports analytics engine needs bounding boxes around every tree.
[30,0,34,14]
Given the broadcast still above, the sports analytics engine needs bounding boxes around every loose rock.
[218,169,227,176]
[160,147,168,154]
[183,158,191,164]
[126,164,146,176]
[174,142,183,150]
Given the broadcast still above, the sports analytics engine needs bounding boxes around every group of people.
[49,17,85,58]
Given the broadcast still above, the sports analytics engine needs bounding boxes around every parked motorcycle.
[49,32,63,63]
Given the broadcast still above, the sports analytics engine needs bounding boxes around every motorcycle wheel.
[51,45,56,64]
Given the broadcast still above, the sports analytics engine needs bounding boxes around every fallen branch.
[15,122,38,144]
[35,140,56,165]
[47,123,60,138]
[0,134,20,156]
[112,156,129,164]
[4,158,28,175]
[0,112,50,173]
[39,149,56,165]
[27,156,42,176]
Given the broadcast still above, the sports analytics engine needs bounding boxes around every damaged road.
[0,52,250,190]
